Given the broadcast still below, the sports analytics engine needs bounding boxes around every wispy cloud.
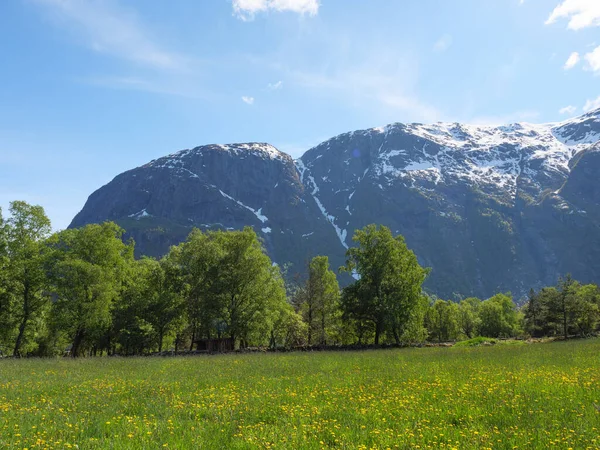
[545,0,600,30]
[433,34,452,52]
[32,0,187,71]
[564,51,580,69]
[583,95,600,111]
[584,45,600,74]
[559,105,577,115]
[287,66,441,122]
[233,0,319,21]
[247,25,441,123]
[241,96,255,105]
[83,75,212,99]
[267,80,283,90]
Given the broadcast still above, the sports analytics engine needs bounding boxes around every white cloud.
[267,80,283,90]
[559,105,577,115]
[583,95,600,111]
[433,34,452,52]
[584,45,600,73]
[32,0,186,70]
[545,0,600,30]
[564,51,580,69]
[241,96,255,105]
[233,0,319,21]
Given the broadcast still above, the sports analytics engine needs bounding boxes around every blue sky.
[1,0,599,230]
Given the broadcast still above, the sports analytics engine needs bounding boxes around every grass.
[1,339,599,449]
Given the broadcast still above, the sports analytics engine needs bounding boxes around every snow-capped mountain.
[71,108,600,299]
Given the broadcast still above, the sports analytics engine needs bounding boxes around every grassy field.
[0,340,599,449]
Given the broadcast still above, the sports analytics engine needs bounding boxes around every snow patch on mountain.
[218,189,268,223]
[371,121,597,199]
[295,159,348,249]
[144,143,287,174]
[128,209,151,220]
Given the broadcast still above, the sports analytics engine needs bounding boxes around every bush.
[454,337,497,347]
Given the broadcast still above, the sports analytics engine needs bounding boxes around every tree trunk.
[307,304,313,346]
[563,307,568,340]
[393,327,400,345]
[13,313,28,357]
[269,330,276,349]
[13,284,31,357]
[189,322,196,351]
[71,328,85,358]
[374,321,381,345]
[158,329,164,353]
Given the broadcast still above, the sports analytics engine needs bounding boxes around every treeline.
[0,201,598,357]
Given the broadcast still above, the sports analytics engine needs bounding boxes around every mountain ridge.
[70,108,600,299]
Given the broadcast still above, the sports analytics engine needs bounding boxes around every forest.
[1,200,599,357]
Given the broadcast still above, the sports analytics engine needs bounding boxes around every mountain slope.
[70,143,346,273]
[71,109,600,299]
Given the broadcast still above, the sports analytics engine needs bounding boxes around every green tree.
[572,284,600,335]
[176,229,223,348]
[547,275,580,339]
[211,227,286,347]
[528,287,559,337]
[48,222,133,357]
[523,289,542,337]
[425,299,460,343]
[340,224,428,345]
[145,253,186,352]
[478,293,519,338]
[399,294,429,344]
[4,201,52,356]
[458,297,481,339]
[294,256,340,345]
[112,257,156,356]
[268,301,307,349]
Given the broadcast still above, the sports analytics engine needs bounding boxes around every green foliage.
[453,336,497,347]
[47,222,133,357]
[424,299,460,342]
[477,293,520,338]
[458,297,481,339]
[341,224,429,345]
[211,227,287,345]
[523,277,600,338]
[176,227,288,348]
[293,255,340,345]
[399,295,429,344]
[0,199,597,356]
[2,201,52,356]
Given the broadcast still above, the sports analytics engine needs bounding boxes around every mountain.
[70,143,346,275]
[70,109,600,299]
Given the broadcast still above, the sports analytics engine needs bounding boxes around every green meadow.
[1,339,599,449]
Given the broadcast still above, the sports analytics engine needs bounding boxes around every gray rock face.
[71,109,600,299]
[70,143,346,275]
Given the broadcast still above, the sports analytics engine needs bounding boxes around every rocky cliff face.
[70,143,346,274]
[71,109,600,299]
